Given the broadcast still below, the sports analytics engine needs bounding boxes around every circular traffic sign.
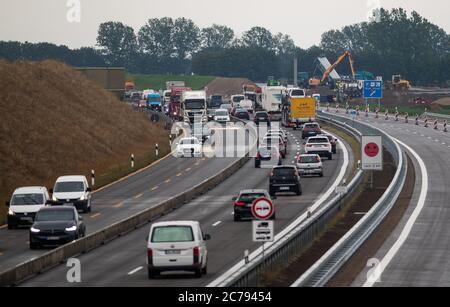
[364,142,380,158]
[251,197,274,220]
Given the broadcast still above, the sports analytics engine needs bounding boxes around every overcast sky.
[0,0,449,49]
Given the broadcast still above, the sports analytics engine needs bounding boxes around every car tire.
[194,268,202,278]
[297,185,303,196]
[255,160,261,168]
[202,264,207,275]
[293,126,297,131]
[7,223,15,230]
[269,188,276,197]
[234,215,241,222]
[30,242,40,250]
[148,269,158,279]
[320,172,324,177]
[328,154,333,161]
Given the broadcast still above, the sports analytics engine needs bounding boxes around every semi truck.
[169,87,192,120]
[181,90,208,124]
[147,92,162,111]
[282,97,316,129]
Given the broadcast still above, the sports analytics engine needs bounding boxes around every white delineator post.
[131,154,135,168]
[155,143,159,156]
[91,169,95,187]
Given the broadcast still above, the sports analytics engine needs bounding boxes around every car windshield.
[184,99,205,109]
[172,95,181,103]
[215,110,228,116]
[35,210,75,221]
[11,193,44,206]
[209,100,222,108]
[256,113,268,118]
[305,124,319,129]
[259,147,277,155]
[291,90,305,96]
[180,138,199,145]
[273,168,296,176]
[151,226,194,242]
[233,96,244,103]
[308,138,329,144]
[299,156,318,163]
[54,181,84,192]
[165,92,171,97]
[220,104,231,109]
[239,193,266,203]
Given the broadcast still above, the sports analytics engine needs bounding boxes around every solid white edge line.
[207,128,350,287]
[212,221,222,227]
[127,266,143,275]
[362,137,428,287]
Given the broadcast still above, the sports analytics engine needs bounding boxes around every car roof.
[215,108,228,112]
[273,165,296,169]
[239,189,268,194]
[13,186,47,194]
[39,206,75,212]
[299,154,319,157]
[151,221,199,227]
[56,176,87,182]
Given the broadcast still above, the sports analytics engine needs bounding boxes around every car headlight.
[79,194,85,201]
[65,226,77,232]
[30,227,40,233]
[8,209,15,216]
[52,195,57,201]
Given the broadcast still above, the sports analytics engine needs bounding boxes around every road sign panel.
[252,220,274,242]
[363,80,383,99]
[361,136,383,170]
[251,197,274,220]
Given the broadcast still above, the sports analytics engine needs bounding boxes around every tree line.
[0,8,448,85]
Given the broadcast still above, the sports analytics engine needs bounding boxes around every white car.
[213,109,231,123]
[176,137,202,158]
[146,221,210,278]
[267,129,288,143]
[296,154,323,177]
[5,186,50,229]
[304,136,333,160]
[239,99,254,113]
[50,176,92,213]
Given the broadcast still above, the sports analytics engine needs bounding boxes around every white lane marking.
[127,266,143,275]
[442,143,446,145]
[208,128,350,287]
[212,221,222,227]
[427,136,431,139]
[363,138,428,287]
[435,139,439,142]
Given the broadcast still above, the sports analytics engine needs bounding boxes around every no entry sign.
[251,197,274,220]
[361,136,383,170]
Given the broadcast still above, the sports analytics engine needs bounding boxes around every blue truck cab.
[147,93,162,111]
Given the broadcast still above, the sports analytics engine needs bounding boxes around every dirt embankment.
[204,77,257,98]
[0,60,169,223]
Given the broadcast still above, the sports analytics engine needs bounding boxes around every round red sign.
[251,197,274,220]
[364,142,380,158]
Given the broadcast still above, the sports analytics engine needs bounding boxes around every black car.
[255,146,282,168]
[29,206,86,249]
[233,189,275,222]
[254,111,270,126]
[234,109,250,120]
[269,166,302,196]
[301,123,321,139]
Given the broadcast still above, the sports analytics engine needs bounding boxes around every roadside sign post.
[363,80,383,113]
[251,198,275,266]
[361,136,383,189]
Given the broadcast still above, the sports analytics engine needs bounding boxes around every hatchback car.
[296,154,323,177]
[50,176,92,213]
[29,206,85,249]
[6,186,50,229]
[233,189,275,222]
[234,108,250,120]
[322,134,338,154]
[254,111,270,126]
[262,135,287,158]
[269,166,302,196]
[146,221,210,278]
[302,122,321,139]
[255,145,282,168]
[304,136,333,160]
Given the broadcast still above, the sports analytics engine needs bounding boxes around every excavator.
[309,51,356,87]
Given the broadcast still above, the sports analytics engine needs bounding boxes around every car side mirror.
[203,234,211,241]
[86,187,92,192]
[5,201,10,208]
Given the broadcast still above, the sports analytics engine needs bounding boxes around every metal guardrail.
[211,116,365,287]
[424,112,450,120]
[292,111,407,287]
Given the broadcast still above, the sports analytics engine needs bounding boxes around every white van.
[239,99,254,113]
[50,176,92,213]
[146,221,210,278]
[6,187,50,229]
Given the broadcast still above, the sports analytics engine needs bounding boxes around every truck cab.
[170,87,192,120]
[181,91,208,124]
[147,93,162,111]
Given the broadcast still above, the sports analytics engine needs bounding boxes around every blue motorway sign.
[363,80,383,99]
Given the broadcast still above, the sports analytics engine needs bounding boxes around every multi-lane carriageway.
[9,124,354,287]
[321,109,450,287]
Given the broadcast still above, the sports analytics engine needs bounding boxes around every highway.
[20,127,354,287]
[323,110,450,287]
[0,151,239,272]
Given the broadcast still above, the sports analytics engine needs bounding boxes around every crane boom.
[320,51,356,83]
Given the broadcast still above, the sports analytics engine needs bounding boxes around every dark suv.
[302,123,321,139]
[29,206,86,249]
[269,166,302,196]
[233,189,275,222]
[254,111,270,126]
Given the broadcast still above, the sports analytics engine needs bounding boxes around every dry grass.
[0,60,169,224]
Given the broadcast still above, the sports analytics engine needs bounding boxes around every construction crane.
[309,51,356,86]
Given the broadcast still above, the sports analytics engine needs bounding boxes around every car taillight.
[193,247,199,264]
[316,128,321,132]
[306,144,313,147]
[316,156,321,162]
[147,248,153,265]
[304,128,309,132]
[256,152,260,159]
[270,172,274,177]
[234,201,246,206]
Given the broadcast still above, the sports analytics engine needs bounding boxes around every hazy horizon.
[0,0,449,49]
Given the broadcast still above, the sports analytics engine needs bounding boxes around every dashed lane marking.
[134,193,143,199]
[164,178,171,183]
[90,213,101,218]
[127,266,143,275]
[212,221,222,227]
[185,167,192,172]
[176,173,182,177]
[113,202,124,208]
[150,186,159,191]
